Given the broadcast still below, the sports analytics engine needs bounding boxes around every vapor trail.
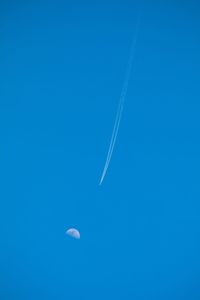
[99,15,141,185]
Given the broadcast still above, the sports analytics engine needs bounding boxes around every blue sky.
[1,0,200,299]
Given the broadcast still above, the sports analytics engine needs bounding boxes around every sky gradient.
[1,0,200,299]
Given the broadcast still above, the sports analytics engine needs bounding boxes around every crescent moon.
[66,228,80,239]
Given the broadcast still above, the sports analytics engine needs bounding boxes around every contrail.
[99,15,141,185]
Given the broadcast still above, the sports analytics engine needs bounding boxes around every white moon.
[66,228,80,239]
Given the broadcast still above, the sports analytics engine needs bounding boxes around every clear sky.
[1,0,200,299]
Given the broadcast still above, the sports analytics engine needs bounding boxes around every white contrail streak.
[99,15,141,185]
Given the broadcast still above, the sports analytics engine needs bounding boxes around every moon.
[66,228,80,239]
